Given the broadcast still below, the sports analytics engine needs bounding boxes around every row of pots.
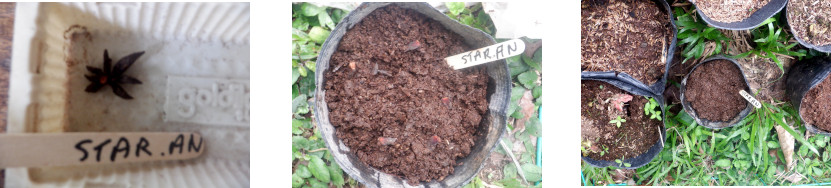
[582,0,831,169]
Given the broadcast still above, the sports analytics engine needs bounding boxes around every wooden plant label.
[739,90,761,109]
[445,39,526,70]
[0,132,203,168]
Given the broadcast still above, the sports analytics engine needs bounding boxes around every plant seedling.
[609,116,626,127]
[644,97,662,121]
[615,157,631,167]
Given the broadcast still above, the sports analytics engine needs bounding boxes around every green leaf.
[767,140,779,148]
[497,178,522,188]
[305,61,316,73]
[292,68,301,84]
[308,156,331,183]
[508,56,528,77]
[293,119,304,135]
[293,16,310,31]
[517,71,538,89]
[308,26,331,44]
[446,2,465,16]
[715,159,731,168]
[329,163,345,187]
[522,55,542,71]
[503,163,517,179]
[521,163,542,182]
[298,66,308,77]
[295,164,313,178]
[525,116,542,137]
[532,85,542,99]
[292,94,308,114]
[308,179,328,188]
[292,173,305,187]
[301,3,326,17]
[318,11,335,30]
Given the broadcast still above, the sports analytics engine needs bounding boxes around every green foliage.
[445,3,496,36]
[521,163,542,182]
[292,3,351,187]
[732,17,806,75]
[609,116,626,128]
[615,158,632,168]
[644,97,662,121]
[674,7,731,64]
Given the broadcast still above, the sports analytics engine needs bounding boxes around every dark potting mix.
[581,0,672,86]
[581,80,661,161]
[323,5,490,184]
[691,0,770,23]
[800,74,831,132]
[787,0,831,46]
[684,59,747,123]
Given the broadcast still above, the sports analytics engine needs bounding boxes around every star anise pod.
[85,49,145,99]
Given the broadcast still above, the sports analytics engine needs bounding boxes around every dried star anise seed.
[84,49,145,100]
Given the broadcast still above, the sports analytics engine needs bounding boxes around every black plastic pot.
[680,56,753,129]
[581,0,678,97]
[313,2,510,188]
[786,56,831,136]
[580,77,667,169]
[785,3,831,53]
[693,0,787,30]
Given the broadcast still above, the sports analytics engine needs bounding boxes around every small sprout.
[378,137,397,146]
[349,61,356,70]
[429,135,441,146]
[615,157,631,167]
[406,40,421,51]
[609,116,626,127]
[644,97,662,121]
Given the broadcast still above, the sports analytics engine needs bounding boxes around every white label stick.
[0,132,204,168]
[445,39,526,70]
[739,90,761,109]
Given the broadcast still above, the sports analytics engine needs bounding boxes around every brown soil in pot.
[787,0,831,46]
[801,74,831,132]
[684,59,747,122]
[581,0,672,86]
[323,5,490,185]
[691,0,770,23]
[581,80,661,161]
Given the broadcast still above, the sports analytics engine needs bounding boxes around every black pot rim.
[313,2,510,187]
[581,0,678,96]
[693,0,788,30]
[580,78,667,169]
[679,56,754,129]
[787,56,831,136]
[785,3,831,53]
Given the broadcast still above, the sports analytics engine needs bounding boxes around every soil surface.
[691,0,770,23]
[581,80,661,161]
[684,59,748,122]
[787,0,831,46]
[801,74,831,132]
[324,5,490,185]
[581,0,672,86]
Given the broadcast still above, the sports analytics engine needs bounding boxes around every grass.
[581,4,831,185]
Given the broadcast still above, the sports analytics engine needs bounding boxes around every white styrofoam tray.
[7,2,249,187]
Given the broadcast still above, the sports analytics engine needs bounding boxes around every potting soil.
[581,0,672,86]
[323,5,490,185]
[581,80,661,161]
[801,74,831,132]
[685,59,747,122]
[691,0,770,23]
[787,0,831,46]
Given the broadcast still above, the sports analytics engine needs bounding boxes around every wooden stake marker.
[446,39,526,70]
[0,132,204,168]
